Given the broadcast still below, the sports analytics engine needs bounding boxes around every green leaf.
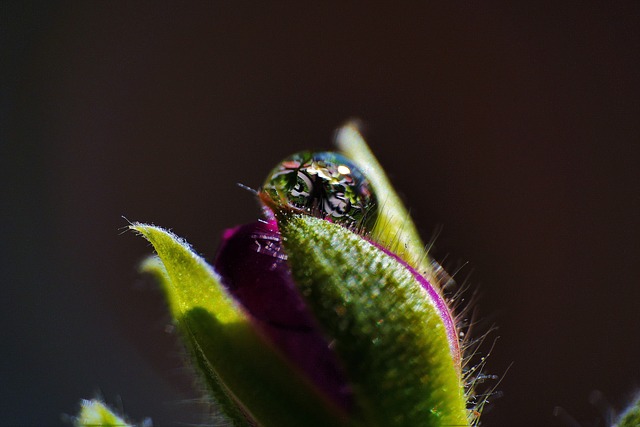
[276,213,469,427]
[132,224,350,427]
[335,123,444,288]
[73,399,131,427]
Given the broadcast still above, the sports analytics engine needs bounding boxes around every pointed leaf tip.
[334,123,449,291]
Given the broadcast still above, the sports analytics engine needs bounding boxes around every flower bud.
[133,123,469,426]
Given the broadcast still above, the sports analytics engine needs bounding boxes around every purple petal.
[213,220,353,413]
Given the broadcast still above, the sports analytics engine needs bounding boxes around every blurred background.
[3,2,639,425]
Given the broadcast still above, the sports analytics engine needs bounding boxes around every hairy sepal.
[73,399,132,427]
[335,123,441,285]
[617,394,640,427]
[276,213,468,427]
[132,223,349,427]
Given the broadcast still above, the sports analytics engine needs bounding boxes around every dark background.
[3,2,639,426]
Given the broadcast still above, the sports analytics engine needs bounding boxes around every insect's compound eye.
[261,151,377,229]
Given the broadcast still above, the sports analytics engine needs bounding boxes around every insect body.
[261,151,377,230]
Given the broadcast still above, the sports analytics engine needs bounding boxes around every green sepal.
[335,123,442,286]
[276,213,468,427]
[73,399,131,427]
[617,395,640,427]
[132,224,350,427]
[139,256,251,426]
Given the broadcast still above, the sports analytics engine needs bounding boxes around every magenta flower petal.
[213,220,353,412]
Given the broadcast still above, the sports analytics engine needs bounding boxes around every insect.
[261,151,377,230]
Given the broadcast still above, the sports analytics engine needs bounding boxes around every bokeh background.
[3,2,639,426]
